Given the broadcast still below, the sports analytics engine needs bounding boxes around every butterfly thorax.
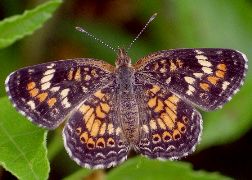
[115,48,131,68]
[116,49,140,145]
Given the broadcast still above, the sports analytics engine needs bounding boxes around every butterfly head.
[115,48,132,68]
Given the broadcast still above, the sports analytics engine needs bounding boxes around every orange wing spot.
[176,59,183,68]
[167,95,179,104]
[100,103,110,113]
[90,119,101,137]
[96,138,105,148]
[83,108,94,122]
[164,99,177,112]
[27,82,36,90]
[79,105,90,114]
[200,83,210,91]
[152,134,161,144]
[68,69,74,80]
[87,138,95,149]
[215,70,225,78]
[161,112,175,130]
[153,63,159,71]
[170,61,177,72]
[36,92,48,102]
[177,122,186,133]
[148,96,157,108]
[217,63,227,71]
[154,99,164,113]
[29,88,39,97]
[149,119,157,130]
[99,123,106,135]
[80,132,88,143]
[96,106,106,119]
[84,75,91,81]
[74,67,81,81]
[91,69,98,77]
[207,76,220,85]
[94,90,105,100]
[133,54,163,70]
[47,98,57,107]
[86,114,95,131]
[150,85,161,94]
[116,127,122,135]
[108,123,114,134]
[160,67,167,73]
[165,107,177,123]
[157,118,166,129]
[162,131,172,142]
[172,129,181,140]
[75,127,82,135]
[107,137,115,147]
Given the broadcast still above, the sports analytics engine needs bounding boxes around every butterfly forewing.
[134,48,248,111]
[63,83,129,169]
[5,59,115,129]
[135,83,202,159]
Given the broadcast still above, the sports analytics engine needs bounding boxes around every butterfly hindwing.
[135,83,202,159]
[63,83,129,168]
[5,59,115,129]
[134,48,248,110]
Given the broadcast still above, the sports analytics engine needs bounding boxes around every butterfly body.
[5,48,248,169]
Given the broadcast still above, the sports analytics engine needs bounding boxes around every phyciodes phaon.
[5,19,248,169]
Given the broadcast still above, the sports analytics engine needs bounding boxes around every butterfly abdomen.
[116,65,140,144]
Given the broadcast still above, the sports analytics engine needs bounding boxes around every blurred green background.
[0,0,252,179]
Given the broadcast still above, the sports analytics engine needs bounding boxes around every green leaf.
[107,157,230,180]
[63,168,91,180]
[0,0,62,49]
[0,97,49,180]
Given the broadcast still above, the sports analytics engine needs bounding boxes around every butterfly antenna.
[126,13,157,52]
[75,26,117,53]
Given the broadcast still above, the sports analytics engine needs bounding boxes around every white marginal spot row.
[62,97,71,108]
[193,73,204,78]
[62,125,128,169]
[195,49,204,54]
[184,76,195,85]
[41,74,54,84]
[46,63,55,69]
[217,50,248,109]
[201,67,212,74]
[43,69,56,75]
[27,100,36,110]
[222,81,230,90]
[41,82,51,90]
[60,88,70,99]
[50,86,60,92]
[186,85,195,96]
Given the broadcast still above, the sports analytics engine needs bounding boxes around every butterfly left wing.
[63,83,129,169]
[134,48,248,111]
[5,59,115,129]
[134,84,202,159]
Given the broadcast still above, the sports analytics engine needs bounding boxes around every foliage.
[0,97,48,180]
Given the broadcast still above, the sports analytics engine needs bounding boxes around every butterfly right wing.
[5,59,115,129]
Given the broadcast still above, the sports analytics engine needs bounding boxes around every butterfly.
[5,46,248,169]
